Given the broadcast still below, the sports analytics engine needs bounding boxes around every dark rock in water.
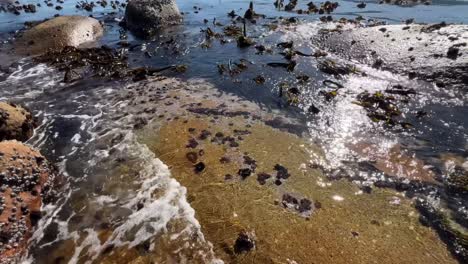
[308,104,320,114]
[361,185,372,194]
[285,0,298,11]
[298,198,312,213]
[282,193,315,217]
[267,61,297,72]
[186,152,198,163]
[257,173,271,185]
[282,193,298,206]
[287,87,300,96]
[318,59,354,76]
[234,231,255,254]
[357,2,366,8]
[194,162,205,173]
[0,102,36,142]
[447,46,460,60]
[228,10,237,18]
[243,155,257,168]
[238,168,252,179]
[198,129,212,140]
[133,117,148,129]
[244,1,254,20]
[243,1,264,20]
[63,69,82,83]
[186,138,199,148]
[253,75,265,84]
[384,86,416,96]
[237,36,254,48]
[124,0,183,37]
[219,156,230,164]
[277,41,293,49]
[274,164,290,180]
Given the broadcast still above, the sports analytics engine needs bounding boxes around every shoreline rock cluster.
[0,103,57,263]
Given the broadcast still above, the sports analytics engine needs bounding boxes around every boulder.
[0,141,57,263]
[16,16,104,55]
[124,0,183,37]
[313,23,468,90]
[0,102,36,142]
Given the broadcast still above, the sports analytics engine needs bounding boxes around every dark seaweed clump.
[35,46,185,83]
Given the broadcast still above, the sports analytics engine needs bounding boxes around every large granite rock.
[124,0,183,37]
[313,23,468,90]
[16,16,104,55]
[0,102,36,142]
[0,141,57,263]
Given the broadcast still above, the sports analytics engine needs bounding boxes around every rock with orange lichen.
[0,141,57,263]
[0,102,36,142]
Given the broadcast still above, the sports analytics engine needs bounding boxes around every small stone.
[447,46,460,60]
[256,173,271,185]
[186,138,199,148]
[234,231,255,254]
[194,162,205,173]
[186,152,198,163]
[238,168,252,180]
[298,198,312,213]
[219,157,230,164]
[198,130,212,140]
[274,164,290,180]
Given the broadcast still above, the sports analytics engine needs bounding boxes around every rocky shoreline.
[0,103,58,262]
[0,0,467,263]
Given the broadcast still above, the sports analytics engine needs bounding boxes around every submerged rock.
[16,16,104,55]
[124,0,183,37]
[314,23,468,90]
[0,141,57,263]
[233,231,255,254]
[143,114,456,264]
[0,102,36,142]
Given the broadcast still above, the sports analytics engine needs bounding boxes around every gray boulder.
[124,0,183,37]
[313,23,468,90]
[16,16,103,55]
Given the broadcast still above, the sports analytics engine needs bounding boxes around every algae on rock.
[139,115,457,264]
